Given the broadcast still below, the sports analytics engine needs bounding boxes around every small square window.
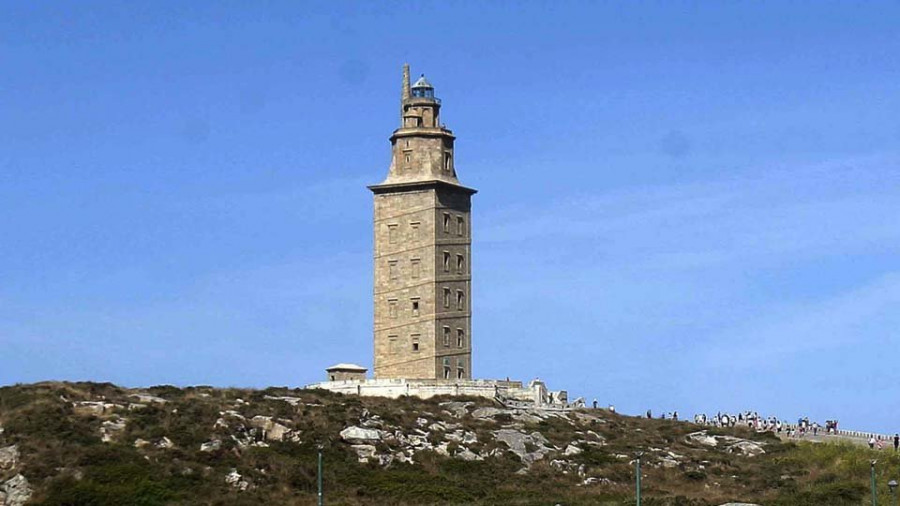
[443,213,451,233]
[443,251,450,272]
[411,298,420,317]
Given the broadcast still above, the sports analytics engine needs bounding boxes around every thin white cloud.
[480,154,900,272]
[703,271,900,366]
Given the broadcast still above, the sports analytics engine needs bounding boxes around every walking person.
[893,433,898,451]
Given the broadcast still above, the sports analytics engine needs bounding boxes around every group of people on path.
[867,434,900,451]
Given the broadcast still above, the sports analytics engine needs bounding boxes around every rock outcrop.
[0,474,32,506]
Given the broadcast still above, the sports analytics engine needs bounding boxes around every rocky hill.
[0,382,894,505]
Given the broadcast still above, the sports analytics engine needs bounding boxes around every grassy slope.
[0,382,894,505]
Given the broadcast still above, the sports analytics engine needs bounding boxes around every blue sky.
[2,2,899,431]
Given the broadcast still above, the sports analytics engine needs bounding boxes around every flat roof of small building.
[325,363,368,372]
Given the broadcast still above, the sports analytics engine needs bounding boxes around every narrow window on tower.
[388,224,398,244]
[411,335,420,352]
[443,358,451,379]
[405,154,410,164]
[409,221,420,239]
[444,152,451,172]
[388,260,398,280]
[443,326,451,347]
[443,251,450,272]
[411,258,421,279]
[411,298,420,317]
[443,288,451,308]
[388,299,398,318]
[457,329,465,348]
[456,254,464,273]
[457,358,465,379]
[443,213,451,233]
[457,217,465,236]
[456,290,465,311]
[388,335,398,353]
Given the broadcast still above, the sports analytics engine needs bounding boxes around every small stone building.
[325,363,368,382]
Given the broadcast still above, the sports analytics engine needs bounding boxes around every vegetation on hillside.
[0,382,895,505]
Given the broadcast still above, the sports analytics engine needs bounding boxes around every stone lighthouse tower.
[368,65,476,380]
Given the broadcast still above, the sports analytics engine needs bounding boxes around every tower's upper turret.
[411,75,435,99]
[374,64,472,189]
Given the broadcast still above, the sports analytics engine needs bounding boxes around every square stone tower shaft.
[368,65,477,380]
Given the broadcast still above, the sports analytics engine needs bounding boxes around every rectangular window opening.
[411,298,420,317]
[443,326,451,347]
[456,254,464,273]
[443,213,451,233]
[411,335,420,352]
[411,258,421,279]
[388,299,398,318]
[443,288,451,308]
[456,290,465,311]
[457,329,465,348]
[388,335,398,353]
[457,217,465,236]
[388,260,398,280]
[388,224,398,244]
[443,251,450,272]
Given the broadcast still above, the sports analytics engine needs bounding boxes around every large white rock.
[250,416,298,442]
[155,437,175,449]
[472,407,511,420]
[200,440,222,452]
[439,401,473,418]
[100,419,127,443]
[564,444,582,456]
[1,474,32,506]
[456,448,483,461]
[130,393,168,404]
[340,426,382,444]
[686,431,765,457]
[225,469,249,491]
[0,445,19,471]
[351,444,377,463]
[726,441,766,457]
[493,429,552,465]
[686,431,719,447]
